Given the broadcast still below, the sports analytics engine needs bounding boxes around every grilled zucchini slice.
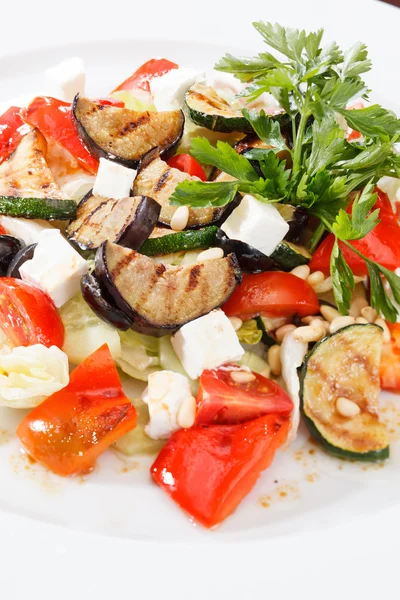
[66,192,160,250]
[139,226,218,256]
[95,240,242,335]
[133,149,225,228]
[270,242,310,271]
[185,83,288,133]
[72,95,185,168]
[300,324,389,461]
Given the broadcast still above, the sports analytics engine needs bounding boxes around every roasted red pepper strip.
[17,345,137,476]
[23,97,99,174]
[113,58,178,93]
[380,323,400,392]
[310,188,400,276]
[167,154,208,181]
[196,366,293,425]
[0,106,30,164]
[151,414,289,528]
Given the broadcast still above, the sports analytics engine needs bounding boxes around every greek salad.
[0,21,400,528]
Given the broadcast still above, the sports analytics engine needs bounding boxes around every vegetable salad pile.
[0,22,399,528]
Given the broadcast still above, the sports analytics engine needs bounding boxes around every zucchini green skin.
[140,226,218,256]
[300,324,389,462]
[256,316,278,348]
[186,108,252,134]
[270,242,310,271]
[0,196,77,220]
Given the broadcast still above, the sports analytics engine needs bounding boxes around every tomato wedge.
[17,344,137,476]
[113,58,178,93]
[167,154,207,181]
[151,414,289,528]
[310,188,400,276]
[0,106,30,165]
[0,278,64,349]
[23,97,99,174]
[196,366,293,425]
[222,271,319,319]
[380,322,400,392]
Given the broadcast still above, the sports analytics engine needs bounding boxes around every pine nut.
[260,316,288,331]
[267,345,282,376]
[361,306,377,323]
[329,316,355,333]
[349,296,369,318]
[356,317,368,324]
[374,318,391,343]
[307,271,325,287]
[320,305,340,322]
[230,370,256,384]
[291,265,310,280]
[260,367,271,379]
[336,397,361,418]
[197,247,224,262]
[176,395,197,429]
[293,320,325,343]
[301,316,322,324]
[313,277,334,294]
[170,206,189,231]
[275,324,297,342]
[229,317,243,331]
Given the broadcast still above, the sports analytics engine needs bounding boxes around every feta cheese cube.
[19,229,88,307]
[142,370,193,439]
[0,217,54,245]
[44,57,86,103]
[171,309,244,379]
[93,158,137,200]
[151,68,204,111]
[280,331,308,446]
[220,194,289,257]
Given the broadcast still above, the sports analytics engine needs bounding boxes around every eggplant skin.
[0,235,23,276]
[215,229,277,274]
[95,241,242,336]
[81,272,133,331]
[72,95,185,168]
[6,243,37,278]
[66,192,160,251]
[134,149,224,228]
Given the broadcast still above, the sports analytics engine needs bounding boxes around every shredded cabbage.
[116,330,160,381]
[113,397,165,456]
[0,344,69,408]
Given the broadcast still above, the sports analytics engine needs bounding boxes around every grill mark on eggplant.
[120,115,151,136]
[186,264,202,291]
[154,170,171,192]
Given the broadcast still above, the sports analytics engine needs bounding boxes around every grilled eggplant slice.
[95,241,242,335]
[81,272,133,331]
[0,130,64,199]
[72,95,184,168]
[66,192,160,251]
[215,229,276,274]
[133,149,225,228]
[6,243,37,278]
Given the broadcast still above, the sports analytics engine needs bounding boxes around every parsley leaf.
[242,108,289,151]
[338,105,400,141]
[330,240,355,315]
[366,261,398,323]
[170,181,239,208]
[307,117,346,175]
[341,42,372,79]
[190,138,258,182]
[214,53,280,82]
[332,181,379,240]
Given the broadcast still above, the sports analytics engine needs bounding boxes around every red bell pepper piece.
[167,154,208,181]
[310,188,400,276]
[151,414,289,528]
[113,58,178,93]
[222,271,319,320]
[94,97,125,107]
[23,97,99,174]
[0,106,30,164]
[380,322,400,392]
[17,344,137,476]
[196,366,293,425]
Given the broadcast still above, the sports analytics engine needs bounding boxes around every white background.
[1,0,400,598]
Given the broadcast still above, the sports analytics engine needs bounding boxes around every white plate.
[1,1,400,597]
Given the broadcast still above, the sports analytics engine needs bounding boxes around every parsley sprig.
[170,22,400,322]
